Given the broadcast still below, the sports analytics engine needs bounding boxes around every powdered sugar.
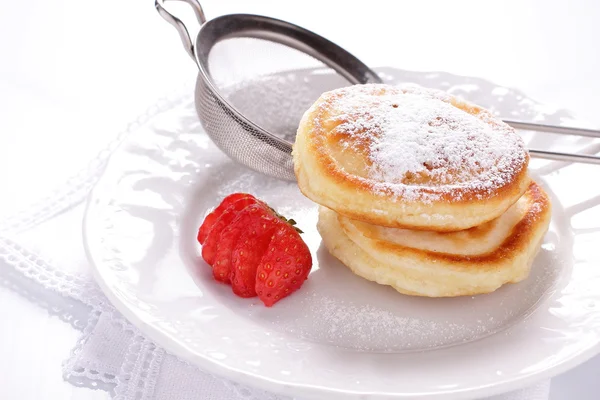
[255,245,560,353]
[313,295,472,351]
[323,84,528,201]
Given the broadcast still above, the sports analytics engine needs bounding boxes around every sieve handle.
[155,0,207,63]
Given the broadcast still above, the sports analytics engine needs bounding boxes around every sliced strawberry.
[198,192,313,305]
[197,193,255,244]
[255,224,312,306]
[201,197,260,266]
[230,210,281,297]
[212,203,271,285]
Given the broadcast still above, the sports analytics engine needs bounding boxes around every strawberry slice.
[212,203,272,286]
[255,223,312,306]
[197,193,255,244]
[201,196,260,267]
[230,209,281,297]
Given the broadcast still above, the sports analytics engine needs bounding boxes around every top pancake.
[293,84,530,231]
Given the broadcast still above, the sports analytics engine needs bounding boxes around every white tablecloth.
[1,1,600,399]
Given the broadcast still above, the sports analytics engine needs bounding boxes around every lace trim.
[66,310,153,383]
[0,235,125,388]
[0,89,191,234]
[115,335,164,400]
[0,255,91,331]
[61,309,116,384]
[0,235,109,309]
[0,230,165,399]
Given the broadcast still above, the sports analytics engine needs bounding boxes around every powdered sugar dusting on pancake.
[319,84,528,202]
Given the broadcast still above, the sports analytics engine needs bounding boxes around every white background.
[1,0,599,399]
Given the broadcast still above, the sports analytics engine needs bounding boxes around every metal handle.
[530,149,600,165]
[155,0,207,62]
[504,120,600,139]
[505,120,600,165]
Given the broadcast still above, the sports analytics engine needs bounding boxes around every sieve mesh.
[195,74,295,180]
[196,37,351,181]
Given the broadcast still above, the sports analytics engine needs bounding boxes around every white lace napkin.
[0,92,551,400]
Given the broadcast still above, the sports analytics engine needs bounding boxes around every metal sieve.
[157,0,600,176]
[156,0,382,181]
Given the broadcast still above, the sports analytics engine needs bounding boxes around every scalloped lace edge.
[0,235,162,396]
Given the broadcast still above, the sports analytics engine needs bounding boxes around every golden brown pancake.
[294,84,531,231]
[317,182,551,297]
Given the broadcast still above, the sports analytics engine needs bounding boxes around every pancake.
[294,84,531,231]
[317,181,551,297]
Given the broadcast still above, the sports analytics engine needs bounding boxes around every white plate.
[84,67,600,399]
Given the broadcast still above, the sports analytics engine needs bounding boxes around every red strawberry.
[197,192,313,305]
[201,197,260,266]
[197,193,255,244]
[230,210,281,297]
[255,224,312,307]
[212,204,273,286]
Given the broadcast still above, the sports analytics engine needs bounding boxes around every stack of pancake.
[293,84,551,297]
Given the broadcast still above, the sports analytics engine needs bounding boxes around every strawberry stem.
[268,207,304,234]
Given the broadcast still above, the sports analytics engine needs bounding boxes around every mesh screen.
[196,37,352,181]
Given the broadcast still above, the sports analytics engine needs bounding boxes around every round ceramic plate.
[84,67,600,400]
